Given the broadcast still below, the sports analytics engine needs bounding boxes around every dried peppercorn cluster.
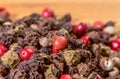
[0,8,120,79]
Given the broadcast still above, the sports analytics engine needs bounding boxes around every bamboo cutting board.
[1,0,120,31]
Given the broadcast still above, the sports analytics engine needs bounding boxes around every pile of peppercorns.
[0,7,120,79]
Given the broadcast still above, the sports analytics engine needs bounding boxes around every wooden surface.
[1,0,120,31]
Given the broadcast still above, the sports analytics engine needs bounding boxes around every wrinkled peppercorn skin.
[0,13,119,79]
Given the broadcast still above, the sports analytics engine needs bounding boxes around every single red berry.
[52,47,58,54]
[0,43,8,57]
[53,36,67,51]
[0,8,5,11]
[80,36,90,45]
[20,48,35,60]
[41,8,54,18]
[60,74,72,79]
[109,39,120,51]
[0,7,10,17]
[73,22,88,37]
[93,21,104,30]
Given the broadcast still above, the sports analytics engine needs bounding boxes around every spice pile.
[0,8,120,79]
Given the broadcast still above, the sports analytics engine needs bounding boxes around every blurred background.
[0,0,120,23]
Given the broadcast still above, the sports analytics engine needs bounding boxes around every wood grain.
[1,0,120,4]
